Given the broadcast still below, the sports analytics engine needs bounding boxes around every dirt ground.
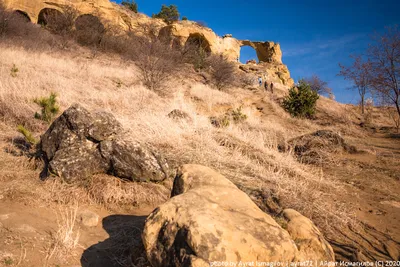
[323,130,400,261]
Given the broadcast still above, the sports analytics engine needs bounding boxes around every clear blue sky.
[113,0,399,103]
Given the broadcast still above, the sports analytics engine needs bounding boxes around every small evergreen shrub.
[210,116,230,128]
[121,0,138,13]
[10,64,18,77]
[152,5,179,24]
[229,107,247,123]
[282,80,319,118]
[182,16,188,21]
[17,125,38,145]
[33,92,60,123]
[210,107,247,128]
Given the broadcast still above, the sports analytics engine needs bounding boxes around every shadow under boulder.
[39,104,169,182]
[81,214,149,267]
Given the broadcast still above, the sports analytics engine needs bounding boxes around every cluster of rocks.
[39,105,334,266]
[39,104,169,182]
[142,164,335,266]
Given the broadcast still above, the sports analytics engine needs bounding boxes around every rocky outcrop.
[40,104,169,182]
[4,1,288,63]
[142,164,334,266]
[4,0,293,85]
[239,61,294,86]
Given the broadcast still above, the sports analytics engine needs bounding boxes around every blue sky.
[114,0,400,103]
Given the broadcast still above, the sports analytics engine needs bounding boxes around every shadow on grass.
[80,214,149,267]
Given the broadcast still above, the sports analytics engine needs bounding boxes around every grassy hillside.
[0,7,399,267]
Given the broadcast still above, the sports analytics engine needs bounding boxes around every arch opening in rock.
[14,10,31,22]
[185,33,211,55]
[37,8,63,26]
[240,45,259,64]
[75,14,105,45]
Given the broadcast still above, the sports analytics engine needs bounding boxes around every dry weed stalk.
[45,204,80,264]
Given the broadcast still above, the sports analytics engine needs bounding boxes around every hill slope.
[0,43,399,266]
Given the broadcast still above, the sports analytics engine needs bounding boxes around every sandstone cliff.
[3,0,293,85]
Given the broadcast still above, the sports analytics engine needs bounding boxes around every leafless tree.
[303,75,332,95]
[367,25,400,119]
[208,54,236,90]
[338,56,372,114]
[131,37,182,93]
[44,6,78,36]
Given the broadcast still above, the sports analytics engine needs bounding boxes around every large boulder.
[142,164,334,266]
[283,209,335,262]
[40,104,169,182]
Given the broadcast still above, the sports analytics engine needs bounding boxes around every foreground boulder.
[40,104,169,182]
[142,164,334,266]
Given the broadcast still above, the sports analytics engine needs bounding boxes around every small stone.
[78,210,99,227]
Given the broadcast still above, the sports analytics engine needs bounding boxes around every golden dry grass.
[0,43,360,234]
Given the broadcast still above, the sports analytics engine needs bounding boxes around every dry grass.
[45,205,81,264]
[0,44,360,235]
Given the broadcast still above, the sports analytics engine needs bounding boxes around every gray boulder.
[40,104,169,182]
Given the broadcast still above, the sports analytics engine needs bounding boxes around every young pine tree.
[283,80,319,118]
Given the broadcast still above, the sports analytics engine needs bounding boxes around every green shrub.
[210,116,230,128]
[33,92,60,123]
[152,4,179,24]
[10,64,18,77]
[229,107,247,123]
[121,0,138,13]
[182,16,188,21]
[210,107,247,128]
[17,125,38,145]
[282,80,319,118]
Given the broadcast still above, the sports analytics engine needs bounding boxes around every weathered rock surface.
[142,164,334,266]
[283,209,335,263]
[40,104,169,182]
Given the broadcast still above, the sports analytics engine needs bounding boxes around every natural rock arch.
[240,45,258,63]
[14,10,31,22]
[37,8,63,26]
[185,33,211,55]
[240,40,282,64]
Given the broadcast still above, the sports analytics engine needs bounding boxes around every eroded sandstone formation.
[3,0,294,85]
[40,104,169,182]
[142,164,334,266]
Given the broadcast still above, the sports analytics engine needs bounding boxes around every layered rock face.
[3,0,294,85]
[40,104,169,182]
[142,164,334,266]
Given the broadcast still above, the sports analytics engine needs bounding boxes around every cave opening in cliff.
[185,33,212,56]
[15,10,31,22]
[75,14,105,45]
[37,8,63,26]
[240,45,258,64]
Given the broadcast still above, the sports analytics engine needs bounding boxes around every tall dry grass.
[0,44,356,233]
